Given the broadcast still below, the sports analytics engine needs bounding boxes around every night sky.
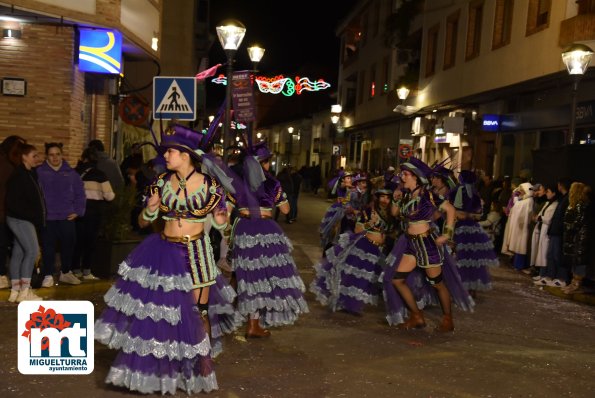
[209,0,358,75]
[206,0,359,115]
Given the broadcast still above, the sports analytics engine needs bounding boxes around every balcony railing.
[559,13,595,47]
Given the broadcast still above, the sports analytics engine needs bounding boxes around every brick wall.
[0,24,116,166]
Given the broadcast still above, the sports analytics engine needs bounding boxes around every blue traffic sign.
[153,77,196,121]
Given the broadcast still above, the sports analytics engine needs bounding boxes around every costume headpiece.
[400,157,433,186]
[327,170,354,194]
[432,166,457,190]
[353,172,370,183]
[159,124,203,160]
[252,140,273,162]
[449,170,481,213]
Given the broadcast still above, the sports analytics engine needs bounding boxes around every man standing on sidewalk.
[289,167,303,223]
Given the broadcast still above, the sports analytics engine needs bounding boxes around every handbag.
[30,249,43,289]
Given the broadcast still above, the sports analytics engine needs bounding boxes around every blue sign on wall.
[153,77,197,121]
[482,114,500,132]
[78,29,122,74]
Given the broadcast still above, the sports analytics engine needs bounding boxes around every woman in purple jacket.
[36,143,86,287]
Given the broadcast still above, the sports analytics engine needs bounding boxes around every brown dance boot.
[435,314,455,332]
[245,319,271,338]
[397,311,426,330]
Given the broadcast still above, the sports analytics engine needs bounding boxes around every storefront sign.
[482,114,500,132]
[78,29,122,74]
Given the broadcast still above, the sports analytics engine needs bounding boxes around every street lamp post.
[561,43,593,145]
[247,45,265,143]
[247,45,265,72]
[216,19,246,162]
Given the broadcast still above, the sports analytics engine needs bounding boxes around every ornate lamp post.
[561,43,593,144]
[247,45,265,143]
[216,19,246,161]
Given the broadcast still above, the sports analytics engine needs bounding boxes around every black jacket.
[6,165,46,229]
[548,193,568,237]
[563,202,590,265]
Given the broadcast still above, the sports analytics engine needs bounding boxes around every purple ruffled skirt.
[454,219,499,291]
[232,218,309,327]
[95,233,241,394]
[319,203,345,249]
[382,234,475,326]
[310,232,384,314]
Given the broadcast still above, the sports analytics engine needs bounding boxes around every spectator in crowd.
[119,143,143,186]
[5,143,45,302]
[478,171,497,220]
[88,139,125,191]
[542,178,572,287]
[531,184,559,285]
[72,147,115,279]
[0,135,26,289]
[501,182,534,271]
[130,159,157,233]
[561,182,592,294]
[289,167,303,223]
[37,143,86,287]
[479,201,503,243]
[311,164,322,195]
[298,165,310,193]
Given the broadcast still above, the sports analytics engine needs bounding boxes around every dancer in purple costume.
[319,170,354,250]
[382,158,474,331]
[94,125,241,394]
[449,171,499,296]
[311,186,396,314]
[228,141,308,338]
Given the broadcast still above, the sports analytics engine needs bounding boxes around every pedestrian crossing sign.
[153,77,196,121]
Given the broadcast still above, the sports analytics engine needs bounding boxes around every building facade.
[0,0,161,164]
[335,0,595,178]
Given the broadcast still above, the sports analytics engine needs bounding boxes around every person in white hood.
[501,182,534,270]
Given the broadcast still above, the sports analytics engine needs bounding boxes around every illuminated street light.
[397,86,410,100]
[561,43,593,144]
[288,126,294,134]
[216,19,246,162]
[248,45,265,71]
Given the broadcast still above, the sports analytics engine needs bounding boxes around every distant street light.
[247,45,265,144]
[248,45,265,71]
[561,43,593,145]
[216,19,246,161]
[397,86,410,101]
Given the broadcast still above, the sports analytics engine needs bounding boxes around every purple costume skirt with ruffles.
[382,234,475,326]
[319,202,345,249]
[231,217,309,328]
[454,219,499,291]
[310,232,384,314]
[95,233,242,395]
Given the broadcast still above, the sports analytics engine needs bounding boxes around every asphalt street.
[0,192,594,398]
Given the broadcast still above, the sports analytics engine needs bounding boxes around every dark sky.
[209,0,358,76]
[206,0,359,115]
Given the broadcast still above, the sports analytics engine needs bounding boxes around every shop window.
[492,0,514,49]
[526,0,550,36]
[578,0,595,14]
[466,1,484,61]
[382,56,389,95]
[425,24,439,77]
[372,1,380,37]
[369,64,376,99]
[444,10,460,70]
[358,70,366,104]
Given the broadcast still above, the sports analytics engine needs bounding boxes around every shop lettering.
[483,120,499,126]
[575,105,592,120]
